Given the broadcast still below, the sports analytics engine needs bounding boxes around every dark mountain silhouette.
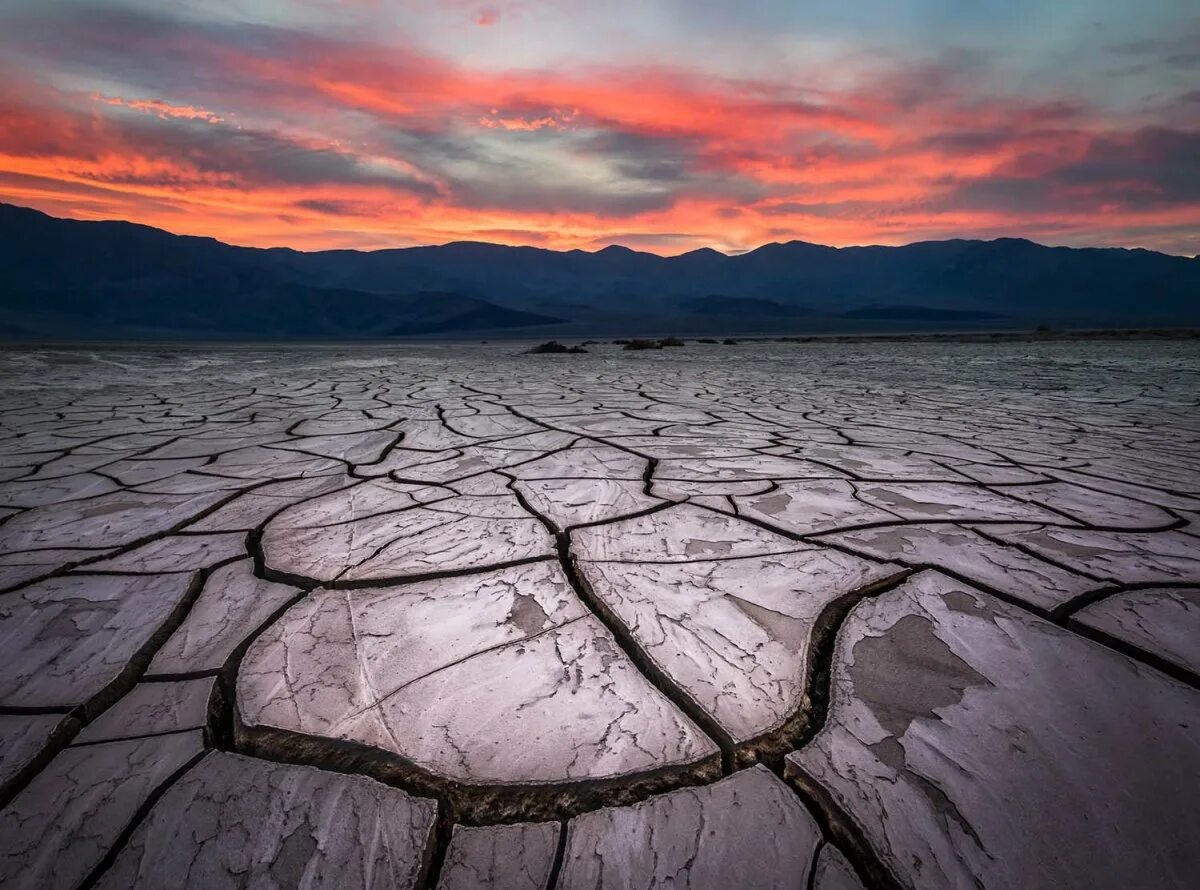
[681,296,814,317]
[842,305,1005,321]
[0,205,560,339]
[0,203,1196,339]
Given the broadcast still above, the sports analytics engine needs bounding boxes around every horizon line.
[3,201,1195,260]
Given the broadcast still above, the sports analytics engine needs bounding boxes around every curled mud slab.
[0,343,1198,889]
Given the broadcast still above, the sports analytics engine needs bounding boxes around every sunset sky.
[1,1,1197,255]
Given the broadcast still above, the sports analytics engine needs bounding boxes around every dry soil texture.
[0,341,1197,889]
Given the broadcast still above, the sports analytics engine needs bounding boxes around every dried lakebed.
[0,342,1198,890]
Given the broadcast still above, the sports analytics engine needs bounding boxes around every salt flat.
[0,340,1197,889]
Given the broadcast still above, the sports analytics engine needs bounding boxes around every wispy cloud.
[94,95,224,123]
[0,2,1195,254]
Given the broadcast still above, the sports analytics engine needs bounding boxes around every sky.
[0,1,1197,255]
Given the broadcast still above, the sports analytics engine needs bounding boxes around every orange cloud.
[0,23,1195,256]
[95,95,224,123]
[478,107,577,130]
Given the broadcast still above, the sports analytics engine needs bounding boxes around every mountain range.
[1,203,1196,339]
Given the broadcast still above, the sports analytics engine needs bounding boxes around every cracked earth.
[0,342,1197,889]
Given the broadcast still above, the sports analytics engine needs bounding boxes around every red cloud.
[0,23,1195,256]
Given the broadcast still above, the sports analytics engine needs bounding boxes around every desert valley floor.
[0,341,1197,890]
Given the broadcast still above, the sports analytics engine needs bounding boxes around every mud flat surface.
[0,340,1197,889]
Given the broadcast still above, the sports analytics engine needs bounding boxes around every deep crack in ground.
[1,342,1198,890]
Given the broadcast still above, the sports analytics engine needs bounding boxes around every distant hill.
[0,203,1196,339]
[681,296,813,317]
[842,305,1005,321]
[0,205,560,339]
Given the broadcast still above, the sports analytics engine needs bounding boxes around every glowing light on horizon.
[0,1,1195,255]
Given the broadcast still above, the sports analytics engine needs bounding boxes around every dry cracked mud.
[0,342,1197,889]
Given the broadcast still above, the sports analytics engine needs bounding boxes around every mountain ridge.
[1,202,1196,339]
[7,203,1190,261]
